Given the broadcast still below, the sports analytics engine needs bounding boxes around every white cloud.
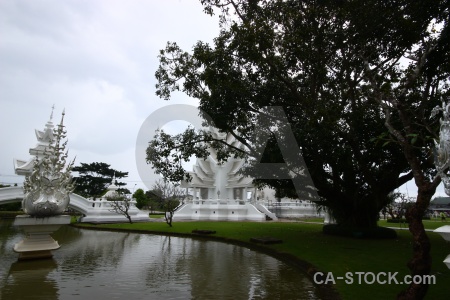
[0,0,220,189]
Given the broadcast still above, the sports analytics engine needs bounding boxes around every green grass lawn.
[149,214,164,219]
[293,217,325,223]
[75,221,450,299]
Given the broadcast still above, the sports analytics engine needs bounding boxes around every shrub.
[0,202,22,211]
[387,218,408,223]
[323,224,397,239]
[0,211,24,219]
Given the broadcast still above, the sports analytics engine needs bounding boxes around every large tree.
[341,1,449,298]
[322,7,448,298]
[72,162,129,199]
[151,0,415,228]
[148,1,449,299]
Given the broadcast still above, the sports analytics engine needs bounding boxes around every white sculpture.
[21,109,75,217]
[12,107,75,260]
[432,100,450,269]
[432,101,450,194]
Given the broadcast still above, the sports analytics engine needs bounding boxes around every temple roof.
[430,197,450,206]
[14,106,61,177]
[104,176,119,198]
[13,158,35,176]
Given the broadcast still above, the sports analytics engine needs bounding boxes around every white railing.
[263,201,322,218]
[79,199,137,209]
[191,198,247,205]
[265,201,317,208]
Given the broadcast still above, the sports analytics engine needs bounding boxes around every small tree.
[145,190,163,213]
[152,180,185,227]
[132,188,149,210]
[382,192,398,220]
[106,194,133,224]
[396,195,415,221]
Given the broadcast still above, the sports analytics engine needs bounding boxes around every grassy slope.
[75,221,450,299]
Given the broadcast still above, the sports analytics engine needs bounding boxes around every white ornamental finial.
[50,104,55,121]
[60,108,66,125]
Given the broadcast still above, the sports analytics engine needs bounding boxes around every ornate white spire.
[22,110,75,217]
[14,106,59,175]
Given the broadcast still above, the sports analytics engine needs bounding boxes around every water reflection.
[3,260,59,300]
[0,220,319,299]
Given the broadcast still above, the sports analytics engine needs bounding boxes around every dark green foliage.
[0,202,21,212]
[0,211,24,218]
[387,219,408,224]
[72,162,129,199]
[132,188,150,209]
[144,190,164,212]
[323,224,397,239]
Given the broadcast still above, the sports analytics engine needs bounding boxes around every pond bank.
[73,222,340,300]
[73,221,450,299]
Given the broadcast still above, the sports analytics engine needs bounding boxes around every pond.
[0,220,320,299]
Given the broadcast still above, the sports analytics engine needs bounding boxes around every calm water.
[0,220,319,300]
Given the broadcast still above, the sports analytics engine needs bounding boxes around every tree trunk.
[331,197,380,228]
[397,188,434,300]
[355,199,379,228]
[165,211,173,227]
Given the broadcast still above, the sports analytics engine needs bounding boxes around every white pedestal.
[13,215,71,260]
[434,225,450,241]
[434,225,450,269]
[444,254,450,270]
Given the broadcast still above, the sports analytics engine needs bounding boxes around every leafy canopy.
[149,0,449,228]
[72,162,129,199]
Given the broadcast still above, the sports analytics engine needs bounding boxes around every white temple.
[78,176,150,223]
[182,129,255,202]
[173,129,321,221]
[174,129,267,221]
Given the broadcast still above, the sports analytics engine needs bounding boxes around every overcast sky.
[0,0,221,192]
[0,0,445,198]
